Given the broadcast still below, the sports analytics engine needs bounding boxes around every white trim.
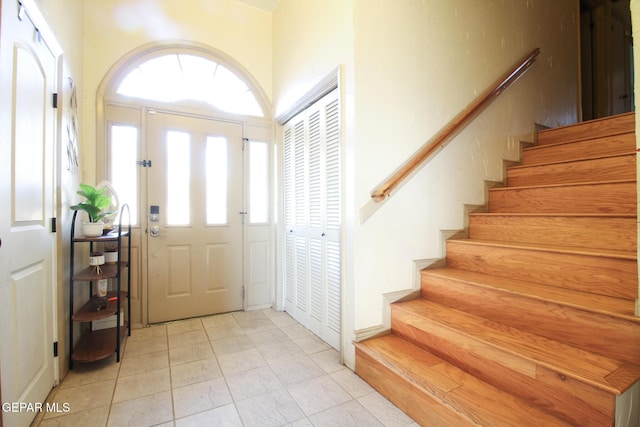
[275,68,339,125]
[18,0,63,56]
[98,40,272,120]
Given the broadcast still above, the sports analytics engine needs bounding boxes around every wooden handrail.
[371,47,541,202]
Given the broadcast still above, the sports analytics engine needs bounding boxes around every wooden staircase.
[355,112,640,426]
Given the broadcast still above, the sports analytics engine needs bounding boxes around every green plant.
[70,183,116,223]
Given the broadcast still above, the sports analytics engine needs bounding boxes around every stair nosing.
[470,212,637,218]
[489,178,635,192]
[525,139,634,153]
[393,299,640,394]
[536,112,634,140]
[445,238,637,260]
[422,266,639,320]
[509,153,635,171]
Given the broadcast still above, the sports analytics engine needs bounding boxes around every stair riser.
[391,311,614,426]
[489,182,636,214]
[507,155,636,187]
[421,272,640,364]
[469,215,637,252]
[355,349,476,427]
[537,113,635,145]
[524,133,635,165]
[446,241,637,299]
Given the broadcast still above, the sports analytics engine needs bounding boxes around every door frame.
[96,43,273,326]
[274,68,341,311]
[274,68,345,354]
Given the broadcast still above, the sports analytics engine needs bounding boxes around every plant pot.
[104,251,118,264]
[89,254,105,266]
[82,221,104,237]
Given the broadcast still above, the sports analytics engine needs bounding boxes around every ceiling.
[235,0,280,12]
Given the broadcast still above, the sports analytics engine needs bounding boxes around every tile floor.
[32,309,418,426]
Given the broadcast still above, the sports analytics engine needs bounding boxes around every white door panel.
[283,90,341,350]
[0,1,57,425]
[147,113,244,323]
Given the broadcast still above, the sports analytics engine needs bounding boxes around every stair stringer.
[357,132,537,344]
[617,380,640,427]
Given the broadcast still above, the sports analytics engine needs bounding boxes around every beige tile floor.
[32,309,418,427]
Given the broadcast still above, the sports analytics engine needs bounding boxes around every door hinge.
[136,160,152,168]
[53,341,58,357]
[52,93,58,108]
[242,137,248,151]
[51,217,57,233]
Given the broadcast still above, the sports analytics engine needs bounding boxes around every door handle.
[150,226,160,237]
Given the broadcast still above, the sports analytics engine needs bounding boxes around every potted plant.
[70,183,116,237]
[104,242,118,263]
[89,251,105,274]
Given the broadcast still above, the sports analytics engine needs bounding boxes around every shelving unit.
[69,204,131,369]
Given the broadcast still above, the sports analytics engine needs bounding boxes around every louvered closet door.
[283,89,341,350]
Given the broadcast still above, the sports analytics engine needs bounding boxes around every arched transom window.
[116,53,264,117]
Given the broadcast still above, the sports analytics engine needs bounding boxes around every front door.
[147,112,244,323]
[0,0,57,425]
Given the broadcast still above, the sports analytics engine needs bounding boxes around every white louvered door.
[283,89,341,349]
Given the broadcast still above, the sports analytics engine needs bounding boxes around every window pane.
[166,131,191,225]
[116,54,264,117]
[249,141,268,223]
[206,136,227,225]
[110,125,138,225]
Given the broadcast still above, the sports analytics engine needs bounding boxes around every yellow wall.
[33,0,85,381]
[351,0,579,332]
[272,0,580,368]
[273,0,354,116]
[82,0,273,184]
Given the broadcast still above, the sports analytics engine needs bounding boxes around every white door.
[147,112,244,323]
[283,90,341,349]
[0,0,57,426]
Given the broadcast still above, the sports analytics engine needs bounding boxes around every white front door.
[0,1,57,426]
[147,112,244,323]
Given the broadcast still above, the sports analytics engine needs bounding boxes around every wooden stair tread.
[422,266,639,320]
[531,134,636,153]
[508,153,635,172]
[446,238,636,261]
[507,154,636,187]
[471,212,636,218]
[394,299,640,394]
[468,213,637,252]
[489,180,636,214]
[523,132,635,165]
[536,112,635,145]
[490,178,635,192]
[357,334,572,426]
